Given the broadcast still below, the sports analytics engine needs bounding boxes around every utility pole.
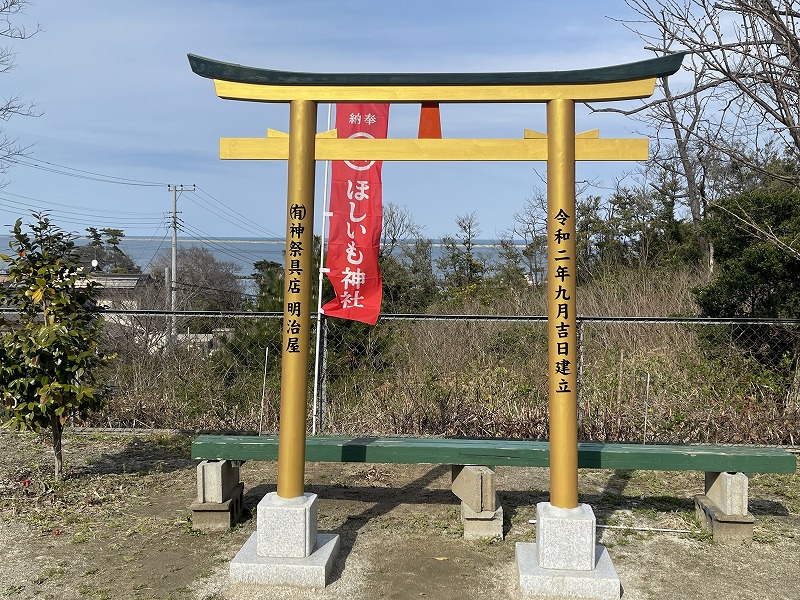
[167,184,195,341]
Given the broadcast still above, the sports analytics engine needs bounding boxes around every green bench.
[191,435,795,472]
[190,435,796,541]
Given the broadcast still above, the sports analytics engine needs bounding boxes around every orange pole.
[418,102,442,138]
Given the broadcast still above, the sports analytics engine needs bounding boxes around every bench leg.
[191,459,244,532]
[460,494,504,541]
[694,471,754,544]
[451,465,504,540]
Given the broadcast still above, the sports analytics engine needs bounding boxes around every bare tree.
[149,247,245,312]
[1,0,40,176]
[591,0,800,267]
[618,0,800,176]
[510,191,548,285]
[380,202,423,259]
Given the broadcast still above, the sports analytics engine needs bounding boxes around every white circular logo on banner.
[345,132,376,171]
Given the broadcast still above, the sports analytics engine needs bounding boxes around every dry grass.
[89,267,800,444]
[324,268,799,444]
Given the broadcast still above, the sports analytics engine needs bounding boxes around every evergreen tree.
[694,189,800,406]
[436,212,486,301]
[78,227,140,273]
[1,213,111,478]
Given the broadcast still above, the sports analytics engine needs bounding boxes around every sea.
[0,235,286,279]
[0,235,518,279]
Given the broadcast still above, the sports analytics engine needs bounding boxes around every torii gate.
[189,52,683,596]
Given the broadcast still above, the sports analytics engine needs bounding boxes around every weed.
[71,528,91,544]
[753,527,780,544]
[631,507,658,520]
[145,433,193,456]
[474,535,501,550]
[752,469,800,513]
[33,567,66,585]
[598,492,626,509]
[687,528,714,543]
[5,584,25,596]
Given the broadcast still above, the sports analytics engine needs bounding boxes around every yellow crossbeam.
[220,136,648,161]
[214,78,658,104]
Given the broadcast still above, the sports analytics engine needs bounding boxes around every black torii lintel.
[187,52,685,87]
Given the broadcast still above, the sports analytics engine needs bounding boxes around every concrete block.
[695,494,754,544]
[256,492,318,558]
[197,460,241,504]
[451,465,496,512]
[536,502,596,571]
[461,494,502,520]
[461,499,504,541]
[705,471,748,516]
[191,482,244,532]
[517,542,620,599]
[230,531,340,588]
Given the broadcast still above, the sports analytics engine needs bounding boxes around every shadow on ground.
[73,434,195,476]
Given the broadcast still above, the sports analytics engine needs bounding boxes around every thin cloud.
[2,0,668,239]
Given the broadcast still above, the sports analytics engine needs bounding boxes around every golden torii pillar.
[188,52,683,593]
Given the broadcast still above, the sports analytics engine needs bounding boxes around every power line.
[177,219,265,266]
[175,210,268,264]
[0,196,162,225]
[141,217,275,274]
[0,190,158,216]
[174,279,258,299]
[0,192,165,239]
[129,221,172,273]
[185,191,269,239]
[192,186,281,238]
[9,157,168,187]
[5,157,283,240]
[0,200,164,229]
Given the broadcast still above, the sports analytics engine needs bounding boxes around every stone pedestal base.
[517,543,620,599]
[516,502,620,599]
[230,532,340,588]
[536,502,596,570]
[229,492,339,589]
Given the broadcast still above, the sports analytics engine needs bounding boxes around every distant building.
[91,272,153,311]
[2,271,232,356]
[1,270,152,310]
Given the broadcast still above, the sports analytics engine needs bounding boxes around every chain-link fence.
[88,310,800,445]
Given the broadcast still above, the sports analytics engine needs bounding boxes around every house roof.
[92,272,151,290]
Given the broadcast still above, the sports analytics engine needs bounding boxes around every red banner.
[321,103,389,325]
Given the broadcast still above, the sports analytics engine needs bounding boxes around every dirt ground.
[1,430,798,600]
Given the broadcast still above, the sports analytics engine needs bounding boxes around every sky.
[1,0,676,246]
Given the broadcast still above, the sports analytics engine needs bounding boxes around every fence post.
[319,316,328,432]
[312,314,329,434]
[577,318,585,435]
